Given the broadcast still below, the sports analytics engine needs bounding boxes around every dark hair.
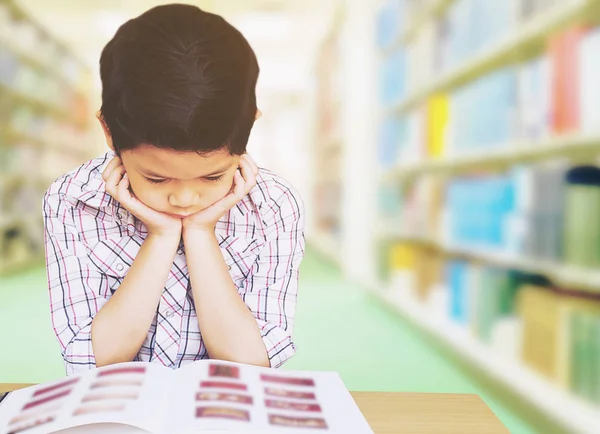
[99,4,259,155]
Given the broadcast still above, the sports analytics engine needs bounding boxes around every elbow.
[90,318,136,368]
[228,353,271,368]
[212,346,271,368]
[251,356,272,368]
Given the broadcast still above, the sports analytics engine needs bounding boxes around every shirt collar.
[73,151,116,208]
[68,151,139,233]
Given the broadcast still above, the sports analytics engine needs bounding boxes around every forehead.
[125,146,237,179]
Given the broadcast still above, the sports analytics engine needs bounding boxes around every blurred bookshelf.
[309,8,344,264]
[386,0,598,117]
[383,231,600,294]
[375,0,600,432]
[370,285,600,434]
[0,0,94,274]
[383,133,600,181]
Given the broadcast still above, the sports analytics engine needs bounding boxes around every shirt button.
[118,210,127,220]
[165,310,175,319]
[116,263,125,271]
[178,248,184,255]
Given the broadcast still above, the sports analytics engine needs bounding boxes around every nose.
[168,187,200,209]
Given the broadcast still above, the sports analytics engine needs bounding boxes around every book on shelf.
[549,26,588,134]
[517,284,600,404]
[579,28,600,134]
[425,93,449,158]
[0,360,373,434]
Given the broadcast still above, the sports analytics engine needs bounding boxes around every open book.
[0,360,373,434]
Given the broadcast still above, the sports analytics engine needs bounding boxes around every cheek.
[128,178,163,206]
[127,176,235,210]
[205,178,235,202]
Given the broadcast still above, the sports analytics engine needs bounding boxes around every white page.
[0,362,174,434]
[163,361,373,434]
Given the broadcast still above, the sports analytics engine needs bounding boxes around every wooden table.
[351,391,508,433]
[1,384,508,433]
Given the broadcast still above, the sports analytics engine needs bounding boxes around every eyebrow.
[140,164,232,179]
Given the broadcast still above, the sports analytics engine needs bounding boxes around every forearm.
[91,234,179,367]
[184,228,269,367]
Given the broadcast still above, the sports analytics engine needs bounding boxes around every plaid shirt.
[43,151,305,375]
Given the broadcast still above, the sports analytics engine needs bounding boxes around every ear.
[255,109,262,121]
[96,110,115,152]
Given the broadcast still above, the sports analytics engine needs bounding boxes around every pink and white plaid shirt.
[43,151,305,375]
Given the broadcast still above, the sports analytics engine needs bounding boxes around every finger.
[238,158,256,189]
[116,174,144,217]
[243,154,258,176]
[117,173,133,202]
[203,189,239,220]
[201,172,246,219]
[233,170,246,198]
[216,192,240,216]
[104,165,126,196]
[102,157,122,182]
[236,166,254,197]
[243,154,259,176]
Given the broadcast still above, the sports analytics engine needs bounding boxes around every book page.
[0,362,174,434]
[163,361,373,433]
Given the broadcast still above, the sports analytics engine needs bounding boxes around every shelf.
[0,126,90,160]
[382,133,600,181]
[387,0,598,116]
[382,0,456,55]
[1,127,45,149]
[0,82,76,125]
[309,229,341,266]
[0,34,82,95]
[0,173,56,192]
[384,232,600,293]
[369,286,600,434]
[401,0,455,45]
[4,0,86,69]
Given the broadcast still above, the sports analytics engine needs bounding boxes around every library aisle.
[0,248,537,434]
[368,0,600,432]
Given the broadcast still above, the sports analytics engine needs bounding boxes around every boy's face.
[96,110,262,217]
[120,145,240,218]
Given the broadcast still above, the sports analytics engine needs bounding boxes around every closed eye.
[144,177,168,184]
[205,174,224,182]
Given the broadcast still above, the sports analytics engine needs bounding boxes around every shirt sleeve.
[43,190,109,375]
[242,188,306,368]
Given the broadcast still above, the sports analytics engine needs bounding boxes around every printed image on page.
[259,370,373,433]
[298,372,373,434]
[164,360,373,433]
[0,362,174,434]
[163,360,262,433]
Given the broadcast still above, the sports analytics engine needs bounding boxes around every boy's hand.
[182,154,258,233]
[102,157,183,238]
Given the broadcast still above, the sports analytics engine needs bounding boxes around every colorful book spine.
[376,0,405,50]
[578,28,600,134]
[549,27,588,134]
[517,55,552,141]
[517,285,564,380]
[563,166,600,268]
[379,48,407,107]
[425,94,449,159]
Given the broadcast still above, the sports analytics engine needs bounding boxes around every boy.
[42,4,305,375]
